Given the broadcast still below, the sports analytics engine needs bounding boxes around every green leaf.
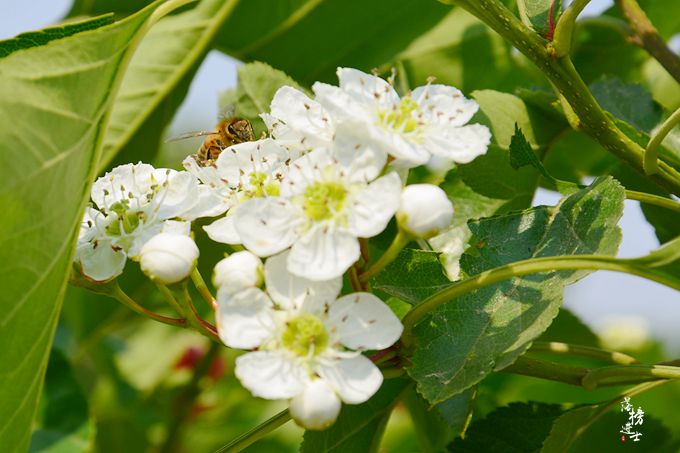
[371,249,451,305]
[216,0,451,85]
[396,8,543,93]
[537,309,600,347]
[521,0,561,37]
[449,402,564,451]
[29,349,94,453]
[402,387,465,452]
[408,177,625,403]
[590,77,662,133]
[219,62,302,136]
[301,379,409,453]
[99,0,241,171]
[509,124,580,194]
[0,3,167,450]
[0,15,114,58]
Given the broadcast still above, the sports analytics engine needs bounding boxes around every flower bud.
[289,380,341,430]
[213,251,263,293]
[140,233,199,284]
[397,184,453,238]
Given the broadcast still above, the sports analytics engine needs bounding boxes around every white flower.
[233,146,401,280]
[289,380,341,430]
[213,251,263,293]
[313,67,491,168]
[139,233,199,284]
[189,139,289,245]
[217,252,403,429]
[398,184,454,238]
[74,163,209,281]
[260,86,334,154]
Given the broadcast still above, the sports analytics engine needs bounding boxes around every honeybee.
[169,112,255,166]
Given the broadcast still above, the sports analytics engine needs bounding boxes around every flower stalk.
[359,230,411,283]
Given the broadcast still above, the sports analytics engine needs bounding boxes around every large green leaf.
[300,379,409,452]
[99,0,240,171]
[590,77,662,133]
[0,3,169,450]
[215,0,451,85]
[29,349,94,453]
[408,177,625,404]
[396,8,543,92]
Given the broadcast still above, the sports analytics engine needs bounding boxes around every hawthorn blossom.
[398,184,454,238]
[216,252,403,429]
[313,67,491,167]
[139,233,199,284]
[233,143,401,280]
[74,163,212,282]
[185,138,289,245]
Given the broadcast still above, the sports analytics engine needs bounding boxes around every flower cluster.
[74,67,490,429]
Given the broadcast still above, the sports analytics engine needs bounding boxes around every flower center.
[239,172,280,201]
[379,97,420,134]
[282,314,329,356]
[105,201,142,235]
[303,181,346,221]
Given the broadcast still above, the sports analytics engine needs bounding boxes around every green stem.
[582,364,680,390]
[528,341,639,365]
[551,0,591,57]
[615,0,680,84]
[215,410,291,453]
[156,283,186,317]
[644,107,680,174]
[191,268,217,310]
[178,286,221,342]
[400,254,680,347]
[160,341,221,453]
[112,284,186,328]
[348,265,363,292]
[625,189,680,213]
[502,356,589,386]
[359,230,411,283]
[449,0,680,194]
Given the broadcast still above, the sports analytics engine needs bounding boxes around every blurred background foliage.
[3,0,679,451]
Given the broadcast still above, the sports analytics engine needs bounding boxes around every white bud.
[289,380,341,430]
[397,184,453,238]
[213,251,263,293]
[139,233,199,284]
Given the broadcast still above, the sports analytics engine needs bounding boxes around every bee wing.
[217,104,237,121]
[165,131,217,142]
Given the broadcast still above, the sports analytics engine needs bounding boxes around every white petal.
[181,184,229,219]
[153,170,200,220]
[289,379,341,430]
[215,138,287,188]
[282,148,335,196]
[216,287,275,349]
[332,121,387,183]
[91,163,155,209]
[427,124,491,163]
[328,293,403,350]
[288,225,360,281]
[161,220,191,236]
[368,125,430,168]
[127,222,163,258]
[347,172,401,238]
[317,354,383,404]
[337,67,400,108]
[312,82,372,123]
[234,197,302,256]
[235,350,310,399]
[411,84,478,127]
[76,241,127,282]
[204,214,241,244]
[264,250,342,312]
[269,86,334,147]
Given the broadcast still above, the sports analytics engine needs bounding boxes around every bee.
[168,111,255,167]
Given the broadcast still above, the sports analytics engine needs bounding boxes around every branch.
[445,0,680,194]
[615,0,680,84]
